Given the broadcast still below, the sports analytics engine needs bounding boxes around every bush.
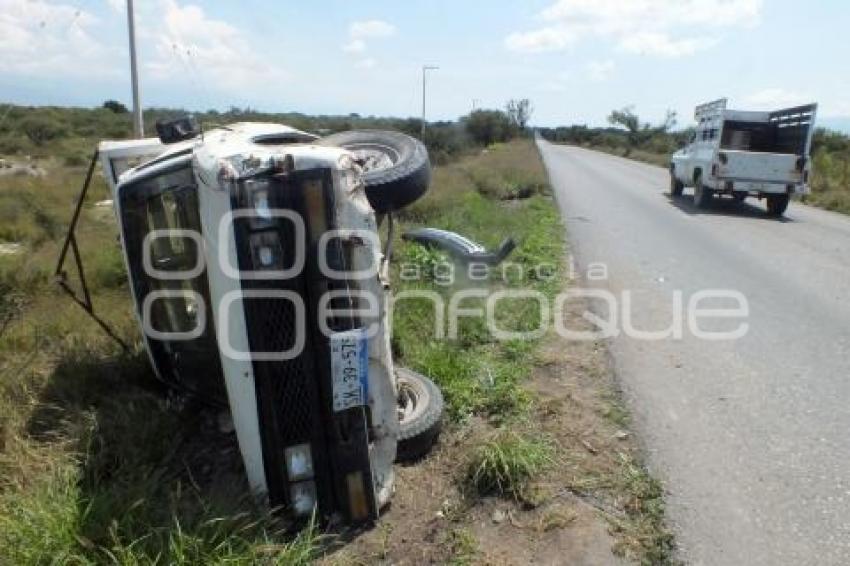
[464,110,516,146]
[19,116,66,146]
[466,431,552,500]
[90,246,127,290]
[102,100,129,114]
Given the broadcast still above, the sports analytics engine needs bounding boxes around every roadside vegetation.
[540,107,850,214]
[0,99,533,167]
[466,432,554,501]
[0,102,673,563]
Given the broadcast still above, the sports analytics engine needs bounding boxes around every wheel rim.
[397,381,418,421]
[397,378,430,424]
[342,142,401,173]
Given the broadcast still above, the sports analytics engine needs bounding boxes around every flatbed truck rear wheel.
[766,193,790,217]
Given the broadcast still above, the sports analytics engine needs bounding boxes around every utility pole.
[127,0,143,138]
[472,98,480,112]
[421,65,438,138]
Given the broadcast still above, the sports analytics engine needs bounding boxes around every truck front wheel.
[693,173,713,209]
[396,368,444,462]
[766,194,790,217]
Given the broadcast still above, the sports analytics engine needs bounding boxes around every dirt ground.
[323,299,666,565]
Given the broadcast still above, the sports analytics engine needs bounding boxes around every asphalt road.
[538,140,850,565]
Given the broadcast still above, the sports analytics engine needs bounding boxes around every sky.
[1,0,849,131]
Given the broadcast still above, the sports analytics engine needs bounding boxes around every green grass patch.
[610,454,677,565]
[465,431,553,501]
[392,139,564,424]
[447,527,478,565]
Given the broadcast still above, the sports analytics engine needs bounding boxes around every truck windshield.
[119,162,226,401]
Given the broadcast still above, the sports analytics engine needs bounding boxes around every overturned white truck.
[670,98,817,216]
[78,119,443,526]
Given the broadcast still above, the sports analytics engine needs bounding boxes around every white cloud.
[505,26,578,53]
[349,20,396,39]
[342,39,366,53]
[742,88,813,109]
[0,0,114,77]
[106,0,124,13]
[619,32,714,57]
[145,0,285,88]
[342,19,396,68]
[506,0,762,57]
[586,59,614,81]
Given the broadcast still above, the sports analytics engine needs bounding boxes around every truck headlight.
[252,186,272,220]
[284,443,315,481]
[249,230,283,269]
[242,179,275,229]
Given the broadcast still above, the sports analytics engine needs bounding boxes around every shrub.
[464,110,516,146]
[90,246,127,290]
[466,432,553,500]
[19,116,66,146]
[102,100,129,114]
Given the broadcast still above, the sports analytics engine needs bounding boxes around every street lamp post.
[126,0,143,138]
[421,65,439,138]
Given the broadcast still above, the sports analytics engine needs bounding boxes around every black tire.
[670,172,684,197]
[693,172,713,209]
[319,130,431,213]
[766,194,790,217]
[395,368,443,463]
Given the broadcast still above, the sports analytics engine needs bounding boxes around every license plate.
[330,329,369,412]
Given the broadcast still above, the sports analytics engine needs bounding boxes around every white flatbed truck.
[670,98,817,216]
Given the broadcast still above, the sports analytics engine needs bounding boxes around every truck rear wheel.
[319,130,431,213]
[670,173,684,197]
[766,194,790,217]
[693,173,713,209]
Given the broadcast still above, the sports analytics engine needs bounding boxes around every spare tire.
[396,368,444,462]
[319,130,431,213]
